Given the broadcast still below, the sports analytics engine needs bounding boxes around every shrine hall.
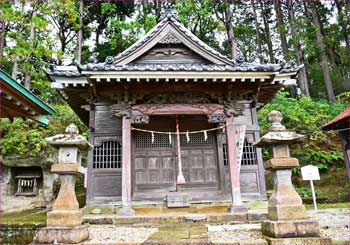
[46,6,300,214]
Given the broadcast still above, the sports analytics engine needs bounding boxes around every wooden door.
[133,131,177,199]
[132,116,220,200]
[180,131,219,189]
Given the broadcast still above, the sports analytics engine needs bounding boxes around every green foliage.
[258,92,347,169]
[0,103,86,157]
[295,187,330,202]
[304,150,344,170]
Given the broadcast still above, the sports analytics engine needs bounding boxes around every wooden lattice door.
[133,131,176,199]
[133,120,220,200]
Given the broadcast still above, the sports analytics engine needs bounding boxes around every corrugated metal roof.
[322,107,350,130]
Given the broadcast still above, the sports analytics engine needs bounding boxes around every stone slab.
[264,158,299,170]
[264,237,331,245]
[268,205,307,221]
[47,210,83,227]
[51,163,79,174]
[166,192,190,207]
[262,220,320,238]
[34,225,89,244]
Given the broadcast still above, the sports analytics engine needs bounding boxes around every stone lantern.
[255,111,321,240]
[35,124,93,244]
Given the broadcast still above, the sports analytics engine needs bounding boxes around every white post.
[310,180,317,211]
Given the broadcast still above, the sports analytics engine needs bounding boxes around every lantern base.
[34,225,88,244]
[262,219,320,238]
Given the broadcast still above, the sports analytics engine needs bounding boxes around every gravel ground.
[308,208,350,227]
[208,224,267,244]
[84,225,158,244]
[321,227,350,242]
[83,208,350,244]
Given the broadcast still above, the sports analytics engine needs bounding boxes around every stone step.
[83,210,267,225]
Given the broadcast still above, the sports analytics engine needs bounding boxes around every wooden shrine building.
[46,6,300,211]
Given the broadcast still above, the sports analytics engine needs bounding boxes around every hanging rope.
[131,124,229,135]
[131,125,350,135]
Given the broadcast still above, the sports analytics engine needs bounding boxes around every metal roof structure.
[0,69,54,124]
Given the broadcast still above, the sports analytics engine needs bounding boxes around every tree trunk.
[24,8,36,89]
[310,1,336,102]
[287,0,310,96]
[0,20,4,68]
[274,0,288,59]
[76,0,83,64]
[315,3,336,68]
[224,2,238,60]
[260,1,274,63]
[12,58,18,80]
[251,0,262,56]
[335,0,350,86]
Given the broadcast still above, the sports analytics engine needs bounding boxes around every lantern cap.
[254,110,304,147]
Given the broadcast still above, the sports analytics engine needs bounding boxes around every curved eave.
[1,69,54,124]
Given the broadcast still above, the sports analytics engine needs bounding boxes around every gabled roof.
[0,69,54,124]
[77,6,299,74]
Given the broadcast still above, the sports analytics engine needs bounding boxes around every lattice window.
[135,131,173,148]
[93,141,122,169]
[134,131,215,148]
[223,139,258,166]
[242,139,258,165]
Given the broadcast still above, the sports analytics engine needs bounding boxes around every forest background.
[0,0,349,202]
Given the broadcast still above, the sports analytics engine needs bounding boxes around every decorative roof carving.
[159,33,181,44]
[158,3,180,22]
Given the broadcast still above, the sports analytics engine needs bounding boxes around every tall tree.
[251,0,262,56]
[335,0,350,87]
[75,0,83,64]
[286,0,310,96]
[274,0,288,59]
[0,18,4,68]
[260,1,274,63]
[214,1,238,59]
[309,1,336,102]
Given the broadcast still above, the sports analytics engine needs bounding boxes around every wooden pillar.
[226,115,247,213]
[339,132,350,183]
[118,116,135,216]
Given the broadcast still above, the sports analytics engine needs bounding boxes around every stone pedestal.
[255,111,320,239]
[34,124,93,244]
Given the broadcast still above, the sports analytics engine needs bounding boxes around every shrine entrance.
[132,115,221,201]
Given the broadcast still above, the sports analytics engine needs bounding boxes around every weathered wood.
[226,115,247,213]
[118,116,135,216]
[132,103,224,116]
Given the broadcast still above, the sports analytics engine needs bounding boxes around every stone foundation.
[262,220,320,238]
[166,192,190,207]
[34,225,89,244]
[264,237,331,245]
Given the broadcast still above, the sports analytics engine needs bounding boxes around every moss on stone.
[1,209,47,225]
[83,205,116,214]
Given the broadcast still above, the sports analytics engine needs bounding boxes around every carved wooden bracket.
[207,114,226,123]
[132,103,224,116]
[224,101,244,117]
[110,102,132,117]
[131,115,149,124]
